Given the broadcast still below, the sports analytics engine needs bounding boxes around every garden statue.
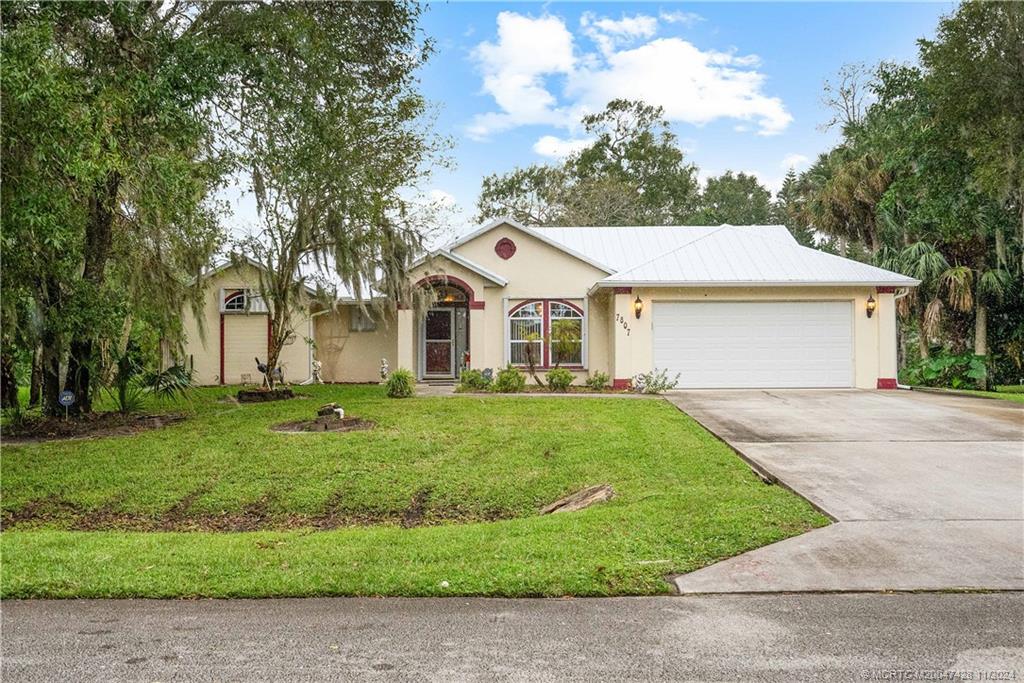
[380,358,390,382]
[311,359,323,384]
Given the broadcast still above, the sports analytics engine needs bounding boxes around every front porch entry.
[418,284,469,380]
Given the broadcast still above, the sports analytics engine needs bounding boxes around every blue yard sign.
[58,390,75,419]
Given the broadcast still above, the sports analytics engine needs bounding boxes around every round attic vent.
[495,237,516,260]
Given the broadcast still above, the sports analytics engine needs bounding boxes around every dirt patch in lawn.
[2,412,186,444]
[3,490,517,532]
[270,416,376,433]
[237,388,299,403]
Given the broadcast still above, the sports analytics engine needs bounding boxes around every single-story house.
[181,218,919,389]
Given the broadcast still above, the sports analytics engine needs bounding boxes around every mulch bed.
[237,388,297,403]
[271,415,376,433]
[2,412,186,444]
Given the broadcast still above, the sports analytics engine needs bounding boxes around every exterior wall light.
[866,294,877,318]
[633,296,644,319]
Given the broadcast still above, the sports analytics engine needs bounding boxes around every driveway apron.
[664,389,1024,593]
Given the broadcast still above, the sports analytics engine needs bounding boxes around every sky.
[408,1,956,241]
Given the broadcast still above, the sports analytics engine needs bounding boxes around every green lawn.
[922,385,1024,404]
[1,386,827,598]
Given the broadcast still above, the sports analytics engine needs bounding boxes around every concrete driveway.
[664,389,1024,593]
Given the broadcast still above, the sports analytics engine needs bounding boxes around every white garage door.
[653,301,853,388]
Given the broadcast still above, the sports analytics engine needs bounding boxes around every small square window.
[350,307,377,332]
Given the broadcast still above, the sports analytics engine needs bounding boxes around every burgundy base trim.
[877,378,897,389]
[612,378,631,390]
[469,301,485,310]
[612,287,632,294]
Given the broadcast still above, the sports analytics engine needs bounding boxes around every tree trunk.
[64,172,120,415]
[29,346,41,407]
[265,316,282,390]
[41,322,62,416]
[0,351,17,410]
[974,303,988,390]
[917,311,930,360]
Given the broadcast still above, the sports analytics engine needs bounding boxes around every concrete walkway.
[664,389,1024,593]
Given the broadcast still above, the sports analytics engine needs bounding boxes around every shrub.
[459,368,492,391]
[385,368,415,398]
[585,371,610,391]
[545,368,575,392]
[900,351,986,389]
[493,364,525,393]
[632,368,680,394]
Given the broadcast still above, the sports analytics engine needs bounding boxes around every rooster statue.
[255,357,285,387]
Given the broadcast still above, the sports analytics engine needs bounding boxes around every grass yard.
[920,385,1024,404]
[0,385,827,598]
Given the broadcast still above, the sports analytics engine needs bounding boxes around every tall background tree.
[1,1,439,414]
[229,2,446,388]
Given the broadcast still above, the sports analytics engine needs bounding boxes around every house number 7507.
[614,313,631,336]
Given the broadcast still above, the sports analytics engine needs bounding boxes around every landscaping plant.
[385,368,415,398]
[632,368,680,394]
[900,350,987,389]
[585,371,610,391]
[545,368,575,392]
[493,364,526,393]
[458,369,492,391]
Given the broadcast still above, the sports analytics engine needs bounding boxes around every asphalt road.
[3,593,1023,681]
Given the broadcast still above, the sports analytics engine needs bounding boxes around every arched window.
[549,302,583,365]
[223,290,246,311]
[507,300,585,367]
[509,301,543,365]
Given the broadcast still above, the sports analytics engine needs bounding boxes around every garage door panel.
[653,301,853,388]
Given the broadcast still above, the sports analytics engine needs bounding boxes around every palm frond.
[941,265,974,312]
[923,298,944,338]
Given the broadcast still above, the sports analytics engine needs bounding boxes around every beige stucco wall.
[315,306,397,383]
[182,223,900,388]
[608,286,897,389]
[450,223,612,379]
[180,264,313,385]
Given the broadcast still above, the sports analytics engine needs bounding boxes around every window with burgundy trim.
[507,300,585,368]
[549,302,583,365]
[509,301,543,365]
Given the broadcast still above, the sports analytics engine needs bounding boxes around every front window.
[508,300,584,367]
[549,302,583,365]
[509,302,543,365]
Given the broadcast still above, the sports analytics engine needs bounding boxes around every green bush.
[385,368,415,398]
[493,364,525,393]
[632,368,680,394]
[585,371,610,391]
[459,369,492,391]
[900,351,986,389]
[545,368,575,392]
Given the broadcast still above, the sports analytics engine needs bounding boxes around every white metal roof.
[449,219,918,289]
[594,225,920,288]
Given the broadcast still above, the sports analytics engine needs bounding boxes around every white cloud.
[467,12,792,140]
[428,189,457,208]
[659,10,703,27]
[533,135,592,159]
[780,153,810,170]
[581,12,658,56]
[569,38,792,136]
[467,12,576,139]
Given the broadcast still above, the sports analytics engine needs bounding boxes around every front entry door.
[423,308,454,378]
